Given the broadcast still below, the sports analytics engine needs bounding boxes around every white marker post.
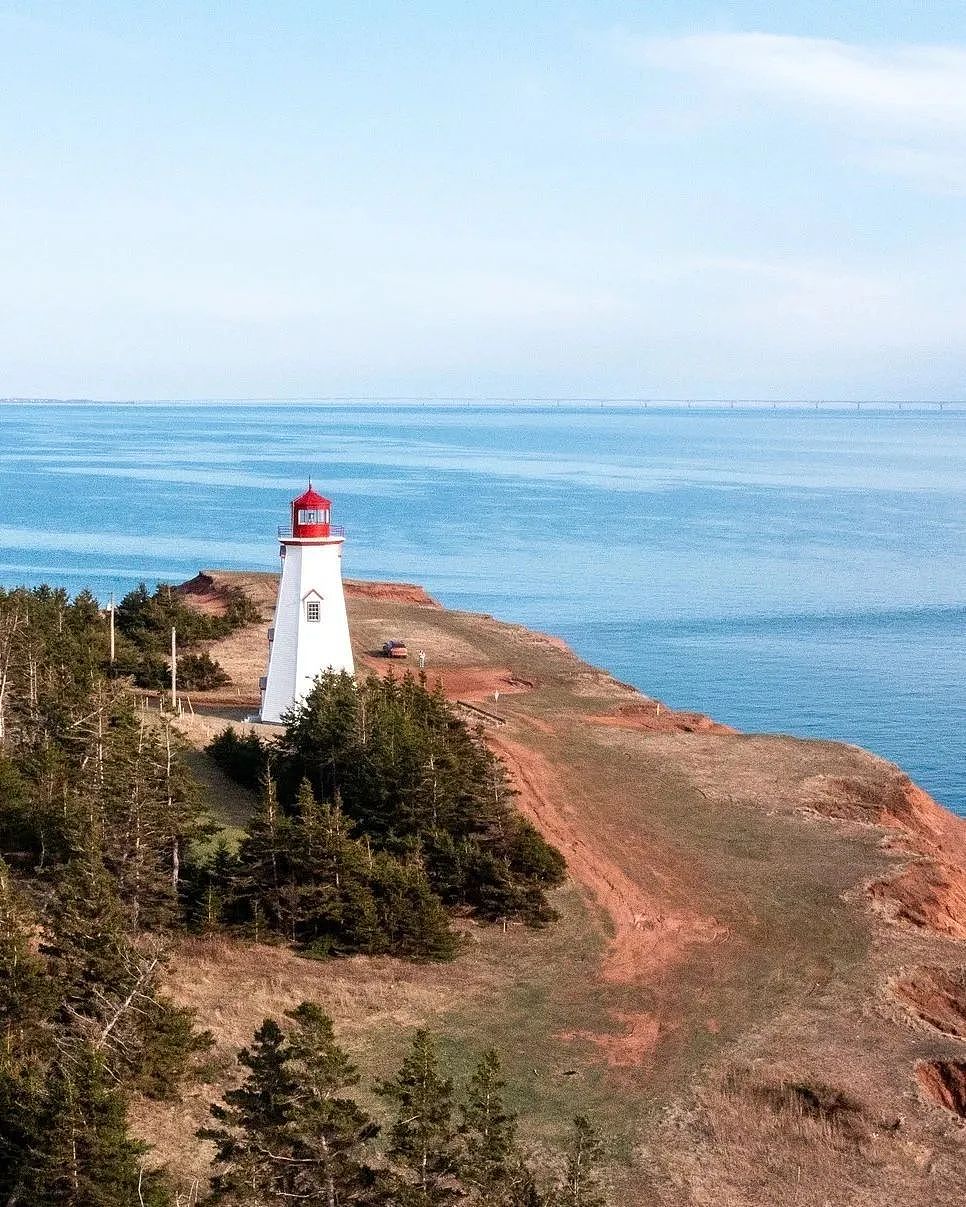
[170,627,178,712]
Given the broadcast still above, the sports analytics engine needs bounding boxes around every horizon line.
[2,396,966,408]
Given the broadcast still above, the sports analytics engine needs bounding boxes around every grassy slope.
[145,573,966,1205]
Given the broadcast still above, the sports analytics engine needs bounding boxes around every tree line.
[202,1003,606,1206]
[0,585,587,1204]
[202,671,567,956]
[1,585,565,968]
[0,587,214,1204]
[113,581,261,690]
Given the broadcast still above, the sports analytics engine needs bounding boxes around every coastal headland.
[140,570,966,1204]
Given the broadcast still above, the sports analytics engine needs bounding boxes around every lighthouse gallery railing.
[277,524,346,538]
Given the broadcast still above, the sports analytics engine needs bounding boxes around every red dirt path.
[488,731,726,988]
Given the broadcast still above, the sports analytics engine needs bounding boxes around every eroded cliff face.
[798,771,966,939]
[155,576,966,1206]
[916,1058,966,1119]
[895,965,966,1038]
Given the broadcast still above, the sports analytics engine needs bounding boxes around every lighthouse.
[259,484,354,723]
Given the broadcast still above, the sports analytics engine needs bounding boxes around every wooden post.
[170,627,177,711]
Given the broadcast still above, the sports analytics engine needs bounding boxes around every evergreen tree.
[126,994,213,1100]
[203,1018,300,1202]
[268,670,566,934]
[40,840,207,1098]
[204,1007,382,1205]
[370,854,458,961]
[0,756,36,865]
[553,1117,605,1207]
[201,1016,604,1207]
[376,1030,462,1206]
[278,670,360,803]
[181,839,240,931]
[18,1047,172,1207]
[206,726,269,791]
[176,650,230,690]
[284,1002,383,1204]
[90,707,199,934]
[0,862,54,1204]
[293,785,378,954]
[0,860,54,1054]
[233,775,296,939]
[39,841,132,1007]
[115,580,260,684]
[459,1050,519,1198]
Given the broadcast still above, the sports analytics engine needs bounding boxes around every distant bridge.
[4,396,965,410]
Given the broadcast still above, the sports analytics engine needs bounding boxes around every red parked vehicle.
[382,639,408,659]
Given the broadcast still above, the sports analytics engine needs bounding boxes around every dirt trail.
[489,731,725,986]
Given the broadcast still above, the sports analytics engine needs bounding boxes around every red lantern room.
[291,484,332,538]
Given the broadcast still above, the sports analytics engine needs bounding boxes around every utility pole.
[170,626,177,712]
[109,592,115,665]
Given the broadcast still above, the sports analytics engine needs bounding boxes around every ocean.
[2,401,964,817]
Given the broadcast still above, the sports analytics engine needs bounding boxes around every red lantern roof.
[291,483,333,539]
[292,485,331,511]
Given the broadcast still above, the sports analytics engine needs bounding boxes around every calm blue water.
[2,402,964,816]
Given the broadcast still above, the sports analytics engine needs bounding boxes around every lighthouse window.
[298,508,327,525]
[305,600,321,623]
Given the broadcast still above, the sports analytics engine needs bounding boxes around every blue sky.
[2,1,966,400]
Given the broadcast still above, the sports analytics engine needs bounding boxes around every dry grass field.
[139,570,966,1204]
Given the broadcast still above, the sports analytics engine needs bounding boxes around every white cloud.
[620,33,966,131]
[610,32,966,195]
[857,142,966,195]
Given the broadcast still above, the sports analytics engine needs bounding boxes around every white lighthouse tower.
[259,484,354,723]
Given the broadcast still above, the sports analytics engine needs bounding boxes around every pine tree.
[233,774,296,938]
[126,994,213,1100]
[277,670,360,804]
[20,1046,172,1207]
[554,1116,605,1207]
[459,1049,519,1197]
[96,708,184,934]
[206,725,269,791]
[376,1029,463,1205]
[202,1018,300,1201]
[294,786,378,953]
[270,669,567,937]
[39,840,132,1008]
[0,756,36,864]
[370,854,457,961]
[181,839,239,931]
[204,1007,382,1204]
[284,1002,382,1204]
[0,862,55,1203]
[40,840,205,1098]
[0,860,55,1055]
